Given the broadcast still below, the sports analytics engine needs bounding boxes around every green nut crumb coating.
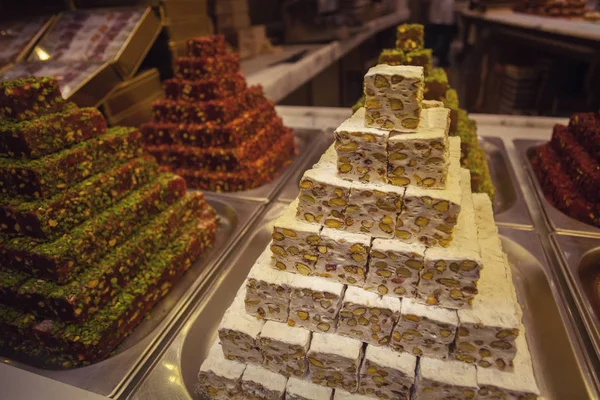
[0,173,187,283]
[0,77,66,122]
[352,95,366,113]
[0,127,144,200]
[0,156,159,240]
[405,48,433,76]
[424,68,449,101]
[378,48,406,66]
[396,24,424,52]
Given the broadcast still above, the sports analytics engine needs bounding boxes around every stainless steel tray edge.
[483,136,534,228]
[550,232,600,393]
[113,196,265,398]
[212,129,326,204]
[516,139,600,237]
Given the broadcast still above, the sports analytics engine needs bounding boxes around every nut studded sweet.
[363,65,424,131]
[197,341,246,400]
[337,286,401,346]
[245,248,294,322]
[396,136,462,247]
[454,194,520,371]
[286,376,334,400]
[307,332,364,392]
[391,298,458,359]
[259,320,311,377]
[334,389,373,400]
[477,325,540,400]
[271,200,322,276]
[334,107,389,183]
[414,357,478,400]
[288,274,344,333]
[241,364,287,400]
[387,106,450,188]
[365,239,426,297]
[297,165,355,228]
[396,24,425,52]
[344,182,404,238]
[418,168,482,308]
[313,227,371,286]
[358,344,417,399]
[218,286,265,364]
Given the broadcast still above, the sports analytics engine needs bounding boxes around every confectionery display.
[141,35,296,192]
[0,16,53,68]
[531,111,600,228]
[197,64,540,400]
[514,0,588,17]
[0,76,216,367]
[353,24,495,200]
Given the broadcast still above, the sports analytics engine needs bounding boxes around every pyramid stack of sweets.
[197,65,541,400]
[141,35,296,192]
[531,111,600,228]
[352,24,494,200]
[0,77,217,367]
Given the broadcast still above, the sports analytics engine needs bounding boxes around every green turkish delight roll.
[0,77,66,122]
[396,24,424,52]
[0,173,187,283]
[424,68,449,101]
[0,156,159,240]
[0,126,144,199]
[378,48,406,66]
[0,304,37,341]
[0,268,30,306]
[352,95,365,113]
[443,89,460,133]
[405,49,433,76]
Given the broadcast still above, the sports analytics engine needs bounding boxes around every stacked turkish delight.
[142,35,296,192]
[0,77,216,367]
[532,112,600,227]
[197,63,539,399]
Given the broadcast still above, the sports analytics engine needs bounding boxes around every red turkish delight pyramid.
[141,35,297,192]
[0,76,216,367]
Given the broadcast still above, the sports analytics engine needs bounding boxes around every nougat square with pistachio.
[288,274,345,334]
[271,199,322,276]
[396,24,424,52]
[259,320,311,377]
[415,357,478,400]
[358,344,416,399]
[297,165,355,229]
[335,107,389,184]
[365,239,426,298]
[314,227,371,287]
[337,286,401,346]
[197,341,246,400]
[363,65,424,131]
[307,332,364,392]
[344,182,405,239]
[391,298,458,359]
[387,107,450,188]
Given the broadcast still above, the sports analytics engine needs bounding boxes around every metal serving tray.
[127,204,593,400]
[516,139,600,236]
[213,129,325,204]
[0,196,263,398]
[552,233,600,366]
[481,136,533,228]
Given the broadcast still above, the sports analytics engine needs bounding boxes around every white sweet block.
[307,332,364,392]
[337,286,401,346]
[414,357,478,400]
[363,65,424,131]
[314,144,337,168]
[286,377,334,400]
[365,239,426,297]
[259,321,311,378]
[454,194,520,371]
[334,389,376,400]
[358,344,417,399]
[298,164,355,229]
[335,107,389,183]
[422,100,444,109]
[391,297,458,359]
[477,326,540,400]
[314,227,371,286]
[288,274,345,333]
[418,168,483,308]
[271,199,322,275]
[246,248,294,322]
[387,107,450,188]
[241,364,288,399]
[197,341,246,400]
[344,182,405,238]
[219,290,265,363]
[396,136,462,247]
